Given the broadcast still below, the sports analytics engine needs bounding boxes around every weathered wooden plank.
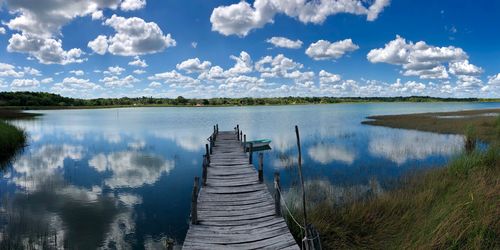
[197,215,276,226]
[185,230,296,247]
[200,209,276,222]
[186,224,290,239]
[198,188,269,198]
[206,180,260,187]
[198,204,275,217]
[188,217,285,232]
[197,196,273,206]
[198,202,275,213]
[203,185,267,194]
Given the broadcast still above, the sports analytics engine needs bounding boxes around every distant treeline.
[0,91,494,107]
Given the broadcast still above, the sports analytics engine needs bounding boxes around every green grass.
[285,115,500,249]
[0,120,27,166]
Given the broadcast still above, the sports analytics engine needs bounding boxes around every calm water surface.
[1,102,499,248]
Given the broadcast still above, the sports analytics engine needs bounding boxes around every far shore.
[1,100,500,112]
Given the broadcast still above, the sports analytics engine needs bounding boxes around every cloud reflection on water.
[368,130,464,164]
[8,144,84,191]
[308,143,356,165]
[0,178,140,249]
[89,151,174,188]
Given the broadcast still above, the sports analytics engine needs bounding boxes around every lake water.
[1,102,499,248]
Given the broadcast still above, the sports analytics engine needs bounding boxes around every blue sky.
[0,0,499,98]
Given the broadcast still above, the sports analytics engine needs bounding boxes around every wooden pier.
[182,126,299,249]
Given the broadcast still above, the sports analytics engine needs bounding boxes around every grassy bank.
[0,110,35,166]
[0,120,27,166]
[363,108,500,142]
[287,113,500,249]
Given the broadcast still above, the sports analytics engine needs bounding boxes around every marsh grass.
[285,147,499,249]
[286,114,500,249]
[464,125,477,154]
[0,120,27,167]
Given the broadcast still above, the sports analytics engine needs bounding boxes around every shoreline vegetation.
[363,108,500,143]
[286,110,499,249]
[1,92,499,109]
[0,110,37,167]
[0,120,27,167]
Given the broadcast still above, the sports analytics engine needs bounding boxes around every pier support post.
[191,177,199,224]
[205,144,210,162]
[216,124,218,134]
[236,124,239,139]
[209,136,213,154]
[240,131,243,143]
[202,156,208,186]
[274,172,281,217]
[258,153,264,183]
[249,143,253,164]
[243,134,246,152]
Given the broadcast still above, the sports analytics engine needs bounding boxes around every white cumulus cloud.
[88,35,108,55]
[104,66,125,75]
[266,37,303,49]
[128,56,148,68]
[4,0,120,64]
[367,35,472,79]
[210,0,390,36]
[0,62,24,77]
[148,70,200,87]
[449,60,483,76]
[89,15,176,56]
[100,75,139,88]
[306,39,359,60]
[488,73,500,86]
[176,58,212,73]
[52,77,102,93]
[11,78,40,88]
[319,70,342,85]
[69,70,84,76]
[120,0,146,11]
[8,34,85,64]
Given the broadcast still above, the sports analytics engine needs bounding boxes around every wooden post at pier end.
[190,177,199,224]
[274,172,281,217]
[202,156,208,186]
[258,153,264,183]
[205,144,210,162]
[248,143,253,164]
